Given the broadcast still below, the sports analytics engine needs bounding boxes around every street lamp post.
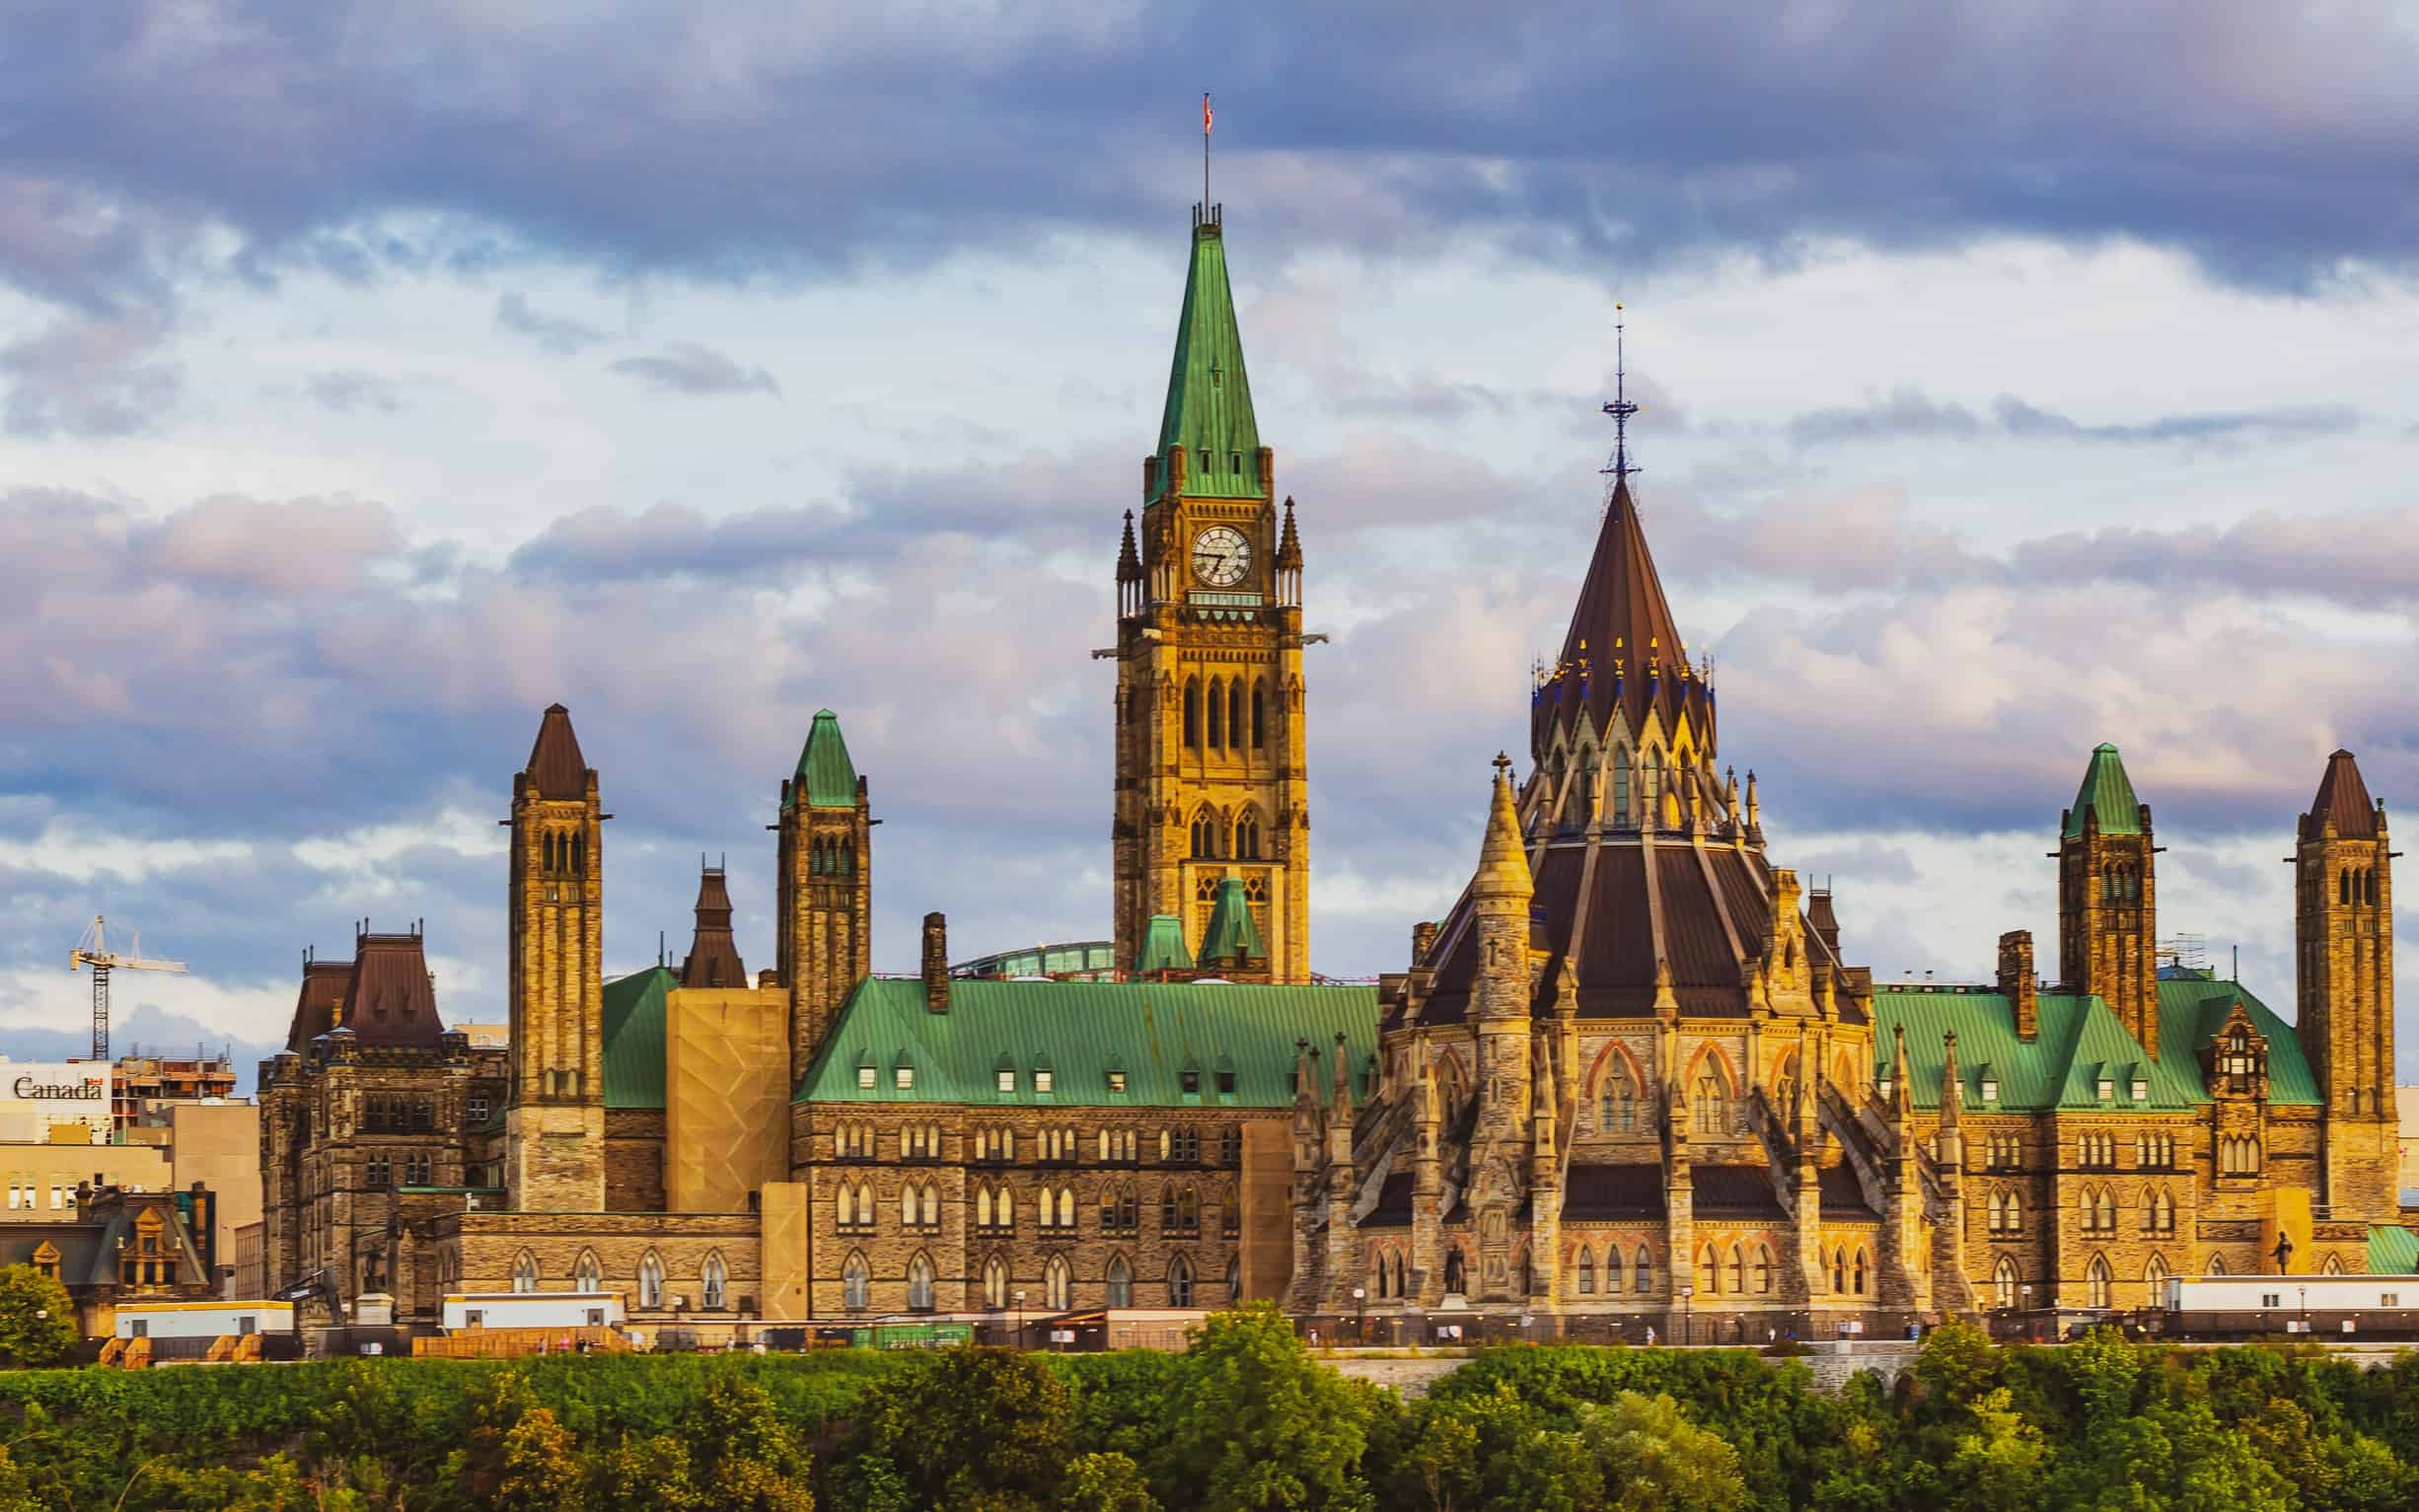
[1680,1284,1694,1347]
[2019,1284,2031,1341]
[1013,1291,1025,1350]
[1353,1286,1365,1343]
[2300,1285,2308,1337]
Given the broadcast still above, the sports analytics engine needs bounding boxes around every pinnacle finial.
[1600,303,1641,491]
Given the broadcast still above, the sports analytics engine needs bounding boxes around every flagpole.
[1203,92,1210,212]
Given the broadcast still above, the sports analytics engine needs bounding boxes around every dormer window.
[1980,1077,1999,1104]
[1035,1069,1055,1095]
[1107,1071,1128,1094]
[1181,1070,1202,1096]
[895,1065,915,1091]
[2131,1077,2149,1103]
[856,1062,876,1091]
[996,1069,1016,1095]
[1875,1076,1893,1102]
[2095,1076,2114,1103]
[1199,449,1211,474]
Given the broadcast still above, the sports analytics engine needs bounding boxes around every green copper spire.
[1149,207,1262,503]
[1197,877,1267,967]
[790,708,858,809]
[2064,743,2142,837]
[1137,914,1196,974]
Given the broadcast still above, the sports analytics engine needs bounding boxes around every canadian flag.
[1204,93,1212,134]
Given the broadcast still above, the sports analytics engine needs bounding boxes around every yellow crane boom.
[69,915,186,1061]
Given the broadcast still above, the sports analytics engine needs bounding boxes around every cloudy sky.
[4,2,2417,1081]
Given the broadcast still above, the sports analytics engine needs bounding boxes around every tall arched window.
[837,1184,856,1227]
[977,1186,993,1229]
[1753,1247,1773,1294]
[1644,751,1662,821]
[1694,1069,1728,1134]
[574,1250,602,1293]
[907,1253,935,1312]
[1106,1254,1133,1307]
[1392,1254,1406,1300]
[1994,1257,2018,1309]
[1727,1244,1745,1294]
[1633,1246,1652,1294]
[638,1252,665,1310]
[1251,683,1266,749]
[857,1182,875,1226]
[1046,1254,1071,1310]
[1611,747,1631,826]
[1852,1248,1868,1295]
[702,1251,727,1310]
[1228,681,1244,752]
[1576,1246,1595,1295]
[2087,1254,2112,1309]
[843,1252,870,1310]
[1207,678,1224,748]
[511,1251,539,1294]
[1235,810,1261,860]
[2145,1255,2169,1292]
[2205,1254,2227,1276]
[1183,679,1200,748]
[983,1255,1007,1308]
[1831,1248,1846,1292]
[1168,1255,1194,1308]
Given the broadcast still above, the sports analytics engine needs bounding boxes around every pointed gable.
[524,703,590,800]
[2304,748,2379,839]
[1533,474,1708,749]
[1198,879,1267,967]
[2063,743,2142,836]
[1149,208,1262,503]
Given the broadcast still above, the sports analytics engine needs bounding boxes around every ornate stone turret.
[2057,743,2158,1056]
[2296,749,2397,1218]
[1410,1040,1443,1303]
[506,703,606,1213]
[777,709,872,1074]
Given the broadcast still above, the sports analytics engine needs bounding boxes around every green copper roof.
[2369,1225,2419,1275]
[2064,743,2143,837]
[1197,879,1265,967]
[602,967,672,1110]
[1869,974,2318,1112]
[789,709,858,810]
[1149,216,1262,503]
[2150,974,2320,1106]
[1137,914,1194,974]
[795,977,1376,1107]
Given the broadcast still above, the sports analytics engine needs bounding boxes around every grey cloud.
[495,291,610,354]
[4,0,2418,324]
[2007,507,2419,608]
[0,314,181,437]
[290,369,403,414]
[1784,386,2361,450]
[608,342,780,397]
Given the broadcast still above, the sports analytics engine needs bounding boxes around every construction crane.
[69,915,185,1061]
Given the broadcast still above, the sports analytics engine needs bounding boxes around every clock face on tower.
[1191,526,1252,587]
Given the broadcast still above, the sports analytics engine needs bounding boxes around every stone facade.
[1288,416,2407,1338]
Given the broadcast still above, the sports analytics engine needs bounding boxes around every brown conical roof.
[1472,757,1534,901]
[524,703,590,800]
[2304,749,2380,839]
[284,959,353,1054]
[1533,474,1709,754]
[681,865,749,988]
[1275,496,1303,569]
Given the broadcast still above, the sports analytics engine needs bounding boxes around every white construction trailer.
[115,1301,295,1339]
[440,1291,624,1332]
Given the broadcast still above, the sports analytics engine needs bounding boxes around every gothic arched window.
[1107,1253,1133,1307]
[1994,1257,2018,1309]
[511,1251,539,1294]
[984,1255,1007,1308]
[1046,1254,1071,1310]
[1634,1246,1652,1293]
[1727,1244,1745,1294]
[1252,682,1266,749]
[1183,679,1200,749]
[702,1251,727,1309]
[1753,1246,1773,1294]
[1852,1248,1868,1295]
[1207,678,1224,748]
[1576,1246,1594,1295]
[843,1252,870,1310]
[1228,681,1245,752]
[1611,747,1631,826]
[907,1252,935,1312]
[638,1252,664,1310]
[2087,1254,2112,1309]
[574,1250,602,1294]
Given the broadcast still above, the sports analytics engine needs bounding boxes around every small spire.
[1275,496,1303,569]
[1117,509,1142,582]
[1940,1028,1963,1127]
[1475,755,1533,900]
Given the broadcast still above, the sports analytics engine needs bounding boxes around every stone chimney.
[1411,920,1439,966]
[1997,930,2038,1040]
[921,912,949,1015]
